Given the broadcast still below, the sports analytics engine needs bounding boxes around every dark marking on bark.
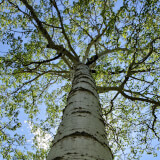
[73,74,94,82]
[50,122,113,158]
[66,101,74,106]
[67,87,98,101]
[62,104,98,119]
[73,74,95,84]
[62,102,75,115]
[64,99,102,118]
[48,64,114,160]
[75,63,90,71]
[66,152,78,155]
[98,117,105,126]
[71,110,91,115]
[74,71,90,79]
[72,80,96,90]
[74,70,92,78]
[52,157,62,160]
[52,131,109,151]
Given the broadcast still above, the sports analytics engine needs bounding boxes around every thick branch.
[97,86,119,93]
[12,70,69,75]
[8,0,37,27]
[52,0,79,60]
[82,25,109,63]
[98,47,130,59]
[23,53,62,66]
[97,86,160,106]
[20,0,53,44]
[119,52,136,89]
[86,47,130,66]
[20,0,78,64]
[41,21,62,29]
[83,5,126,63]
[62,55,72,69]
[119,90,160,106]
[86,55,98,65]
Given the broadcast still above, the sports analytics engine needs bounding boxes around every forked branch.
[97,86,160,106]
[20,0,78,64]
[51,0,79,60]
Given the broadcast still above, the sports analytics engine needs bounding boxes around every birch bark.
[47,63,113,160]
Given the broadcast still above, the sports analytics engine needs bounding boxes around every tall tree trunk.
[47,63,113,160]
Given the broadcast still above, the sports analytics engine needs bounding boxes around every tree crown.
[0,0,160,159]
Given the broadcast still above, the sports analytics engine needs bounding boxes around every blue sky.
[0,0,160,159]
[1,39,160,160]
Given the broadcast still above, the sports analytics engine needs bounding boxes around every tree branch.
[104,92,119,116]
[61,55,72,69]
[11,70,70,94]
[23,53,63,66]
[98,47,130,59]
[119,90,160,106]
[130,76,153,84]
[82,25,109,63]
[97,86,160,106]
[151,105,158,131]
[20,0,53,44]
[94,37,159,65]
[86,47,130,66]
[8,0,37,27]
[83,5,127,63]
[135,37,159,65]
[41,21,62,29]
[20,0,78,64]
[11,72,45,94]
[119,52,136,89]
[70,17,93,39]
[52,0,79,60]
[136,46,153,65]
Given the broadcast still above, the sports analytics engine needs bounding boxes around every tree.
[0,0,159,159]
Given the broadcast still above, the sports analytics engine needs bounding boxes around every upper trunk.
[47,63,113,160]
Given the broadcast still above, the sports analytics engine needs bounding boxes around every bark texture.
[47,63,113,160]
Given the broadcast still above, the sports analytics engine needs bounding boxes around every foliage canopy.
[0,0,160,159]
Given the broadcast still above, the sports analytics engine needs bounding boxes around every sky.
[0,0,160,159]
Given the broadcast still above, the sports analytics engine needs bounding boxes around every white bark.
[47,63,113,160]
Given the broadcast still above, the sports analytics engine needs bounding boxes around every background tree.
[0,0,160,159]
